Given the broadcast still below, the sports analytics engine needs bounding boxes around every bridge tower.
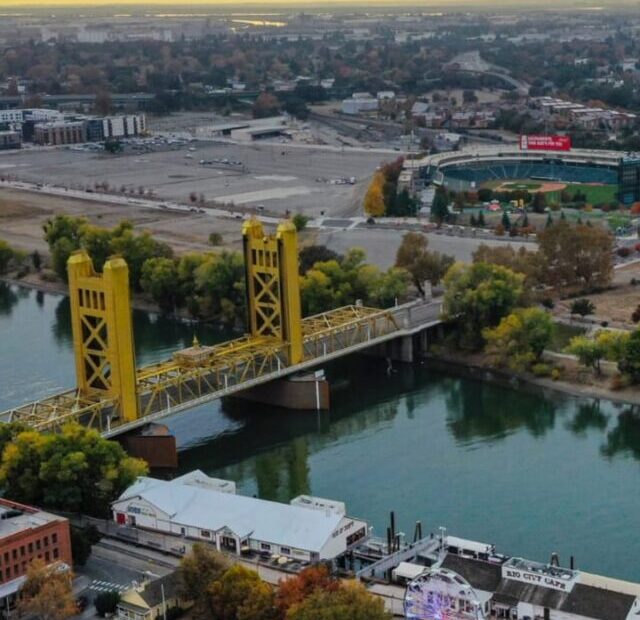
[242,219,303,364]
[67,251,138,423]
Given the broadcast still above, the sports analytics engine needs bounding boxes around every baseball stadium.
[402,143,640,205]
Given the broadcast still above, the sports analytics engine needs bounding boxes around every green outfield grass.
[481,179,618,205]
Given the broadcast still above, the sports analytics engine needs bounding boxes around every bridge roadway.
[0,299,442,438]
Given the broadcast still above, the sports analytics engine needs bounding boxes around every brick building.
[33,120,86,145]
[0,498,72,614]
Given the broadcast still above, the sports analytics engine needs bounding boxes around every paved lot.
[0,142,388,218]
[316,227,536,268]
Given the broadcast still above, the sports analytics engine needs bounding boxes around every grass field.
[482,179,618,205]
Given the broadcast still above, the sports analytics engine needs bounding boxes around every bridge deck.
[1,302,441,437]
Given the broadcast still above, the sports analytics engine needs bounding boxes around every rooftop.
[115,474,355,552]
[0,499,65,541]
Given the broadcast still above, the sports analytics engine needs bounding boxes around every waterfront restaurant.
[408,552,640,620]
[111,470,368,563]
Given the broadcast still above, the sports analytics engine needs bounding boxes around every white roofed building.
[112,471,368,563]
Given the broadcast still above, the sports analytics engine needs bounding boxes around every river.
[1,283,640,581]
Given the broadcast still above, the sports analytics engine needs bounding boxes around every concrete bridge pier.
[367,323,442,363]
[233,369,331,411]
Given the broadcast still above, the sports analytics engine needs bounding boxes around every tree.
[70,524,101,567]
[472,244,542,286]
[50,238,76,281]
[32,250,42,272]
[501,210,511,231]
[477,210,486,227]
[276,565,339,614]
[566,335,607,375]
[253,92,281,118]
[570,298,595,317]
[538,222,613,292]
[0,424,147,517]
[364,173,385,217]
[394,232,453,295]
[292,214,309,232]
[618,330,640,383]
[94,591,121,617]
[207,565,278,620]
[286,580,391,620]
[195,251,245,323]
[430,186,449,224]
[140,257,182,312]
[0,239,15,273]
[17,560,77,620]
[209,232,223,246]
[531,191,546,214]
[94,90,113,116]
[299,246,341,275]
[80,225,113,272]
[483,307,555,371]
[180,543,229,618]
[442,262,525,350]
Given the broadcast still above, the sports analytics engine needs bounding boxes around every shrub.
[208,232,223,246]
[531,362,552,377]
[94,591,120,617]
[551,368,561,381]
[494,223,505,236]
[617,247,631,258]
[292,213,309,231]
[570,298,595,317]
[610,374,629,390]
[541,297,555,310]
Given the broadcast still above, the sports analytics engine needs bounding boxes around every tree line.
[41,215,413,324]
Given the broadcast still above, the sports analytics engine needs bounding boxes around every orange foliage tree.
[276,565,340,614]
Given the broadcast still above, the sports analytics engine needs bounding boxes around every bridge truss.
[2,305,400,435]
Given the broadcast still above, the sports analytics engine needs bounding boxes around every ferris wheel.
[404,567,485,620]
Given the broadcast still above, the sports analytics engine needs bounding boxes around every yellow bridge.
[1,219,441,438]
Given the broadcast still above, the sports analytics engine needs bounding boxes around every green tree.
[207,565,278,620]
[94,591,121,617]
[395,232,453,295]
[195,251,245,323]
[70,525,101,567]
[477,210,486,227]
[0,424,147,517]
[140,257,182,312]
[51,238,77,281]
[292,214,309,232]
[442,262,525,349]
[0,240,15,273]
[286,581,391,620]
[430,186,449,224]
[32,250,42,272]
[618,330,640,383]
[80,225,113,272]
[110,223,173,290]
[483,307,555,371]
[566,335,607,375]
[501,210,511,230]
[43,215,86,248]
[570,298,595,317]
[531,191,546,214]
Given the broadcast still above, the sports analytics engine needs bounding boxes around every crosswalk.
[88,579,132,593]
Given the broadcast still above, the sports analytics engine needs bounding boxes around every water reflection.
[602,407,640,460]
[0,283,18,316]
[445,376,557,443]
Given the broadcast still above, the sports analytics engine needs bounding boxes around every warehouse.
[112,470,368,562]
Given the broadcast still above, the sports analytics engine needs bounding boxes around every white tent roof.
[393,562,427,580]
[115,475,344,552]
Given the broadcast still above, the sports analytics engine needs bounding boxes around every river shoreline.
[425,350,640,408]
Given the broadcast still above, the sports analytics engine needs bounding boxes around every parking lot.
[0,139,387,218]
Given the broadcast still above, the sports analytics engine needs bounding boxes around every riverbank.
[425,348,640,408]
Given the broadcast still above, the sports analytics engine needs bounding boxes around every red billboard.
[519,135,571,151]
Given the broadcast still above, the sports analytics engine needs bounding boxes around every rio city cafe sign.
[502,566,577,593]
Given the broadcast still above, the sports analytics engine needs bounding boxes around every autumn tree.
[537,221,613,293]
[286,580,391,620]
[394,232,454,295]
[483,307,555,371]
[180,544,229,619]
[94,90,113,116]
[276,565,340,614]
[17,559,77,620]
[207,565,278,620]
[253,92,281,118]
[364,172,385,217]
[442,262,525,350]
[472,243,542,286]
